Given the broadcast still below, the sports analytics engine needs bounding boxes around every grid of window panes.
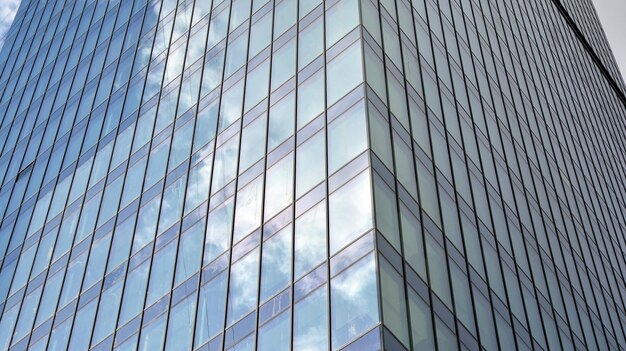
[0,0,625,350]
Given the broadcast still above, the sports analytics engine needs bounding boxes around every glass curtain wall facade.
[0,0,625,350]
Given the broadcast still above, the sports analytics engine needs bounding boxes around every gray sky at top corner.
[592,0,626,85]
[0,0,623,82]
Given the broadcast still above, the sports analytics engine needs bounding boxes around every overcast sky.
[592,0,626,84]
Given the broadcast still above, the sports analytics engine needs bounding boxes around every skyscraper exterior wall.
[0,0,625,349]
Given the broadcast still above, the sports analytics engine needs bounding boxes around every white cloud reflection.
[0,0,21,50]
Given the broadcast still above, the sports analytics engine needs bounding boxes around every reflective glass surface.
[0,0,625,350]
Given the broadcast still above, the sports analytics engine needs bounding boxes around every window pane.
[225,32,249,78]
[133,195,161,253]
[175,221,204,285]
[331,253,379,349]
[272,38,296,90]
[326,0,359,47]
[260,225,292,301]
[299,16,323,69]
[297,69,324,128]
[68,299,97,350]
[233,175,264,243]
[139,313,167,350]
[274,0,296,37]
[83,232,112,290]
[195,272,228,347]
[147,240,177,305]
[230,0,252,30]
[294,286,328,350]
[165,295,197,351]
[212,134,240,192]
[327,101,367,174]
[264,154,293,219]
[269,92,295,150]
[168,121,193,169]
[296,131,325,198]
[92,279,123,343]
[295,201,327,278]
[158,176,186,233]
[185,155,213,213]
[250,11,273,58]
[380,258,410,347]
[205,197,235,263]
[258,310,291,351]
[219,80,245,130]
[329,171,372,254]
[239,115,267,172]
[145,139,170,188]
[373,174,400,249]
[119,260,149,324]
[194,100,218,151]
[327,42,363,106]
[245,60,270,111]
[227,248,260,325]
[408,289,435,350]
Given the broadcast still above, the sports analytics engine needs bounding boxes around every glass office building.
[0,0,626,349]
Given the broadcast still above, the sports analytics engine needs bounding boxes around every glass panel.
[205,197,235,263]
[329,171,372,254]
[373,174,400,250]
[272,38,296,90]
[158,175,186,233]
[119,260,150,324]
[260,225,292,301]
[274,0,296,36]
[165,295,197,351]
[227,248,260,325]
[92,279,123,343]
[408,288,435,349]
[68,299,98,350]
[295,201,327,278]
[224,32,249,78]
[268,92,295,150]
[194,100,218,151]
[297,69,324,128]
[245,59,270,111]
[380,257,410,347]
[146,239,177,305]
[139,313,167,350]
[258,310,291,351]
[326,0,359,47]
[327,101,367,174]
[239,115,267,172]
[219,79,245,130]
[331,253,379,349]
[133,195,161,254]
[294,286,329,350]
[296,131,325,198]
[195,272,228,347]
[250,11,273,58]
[185,155,213,213]
[299,16,323,69]
[168,121,193,169]
[175,220,204,285]
[233,175,264,243]
[230,0,252,30]
[264,153,293,219]
[212,134,240,192]
[327,41,363,106]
